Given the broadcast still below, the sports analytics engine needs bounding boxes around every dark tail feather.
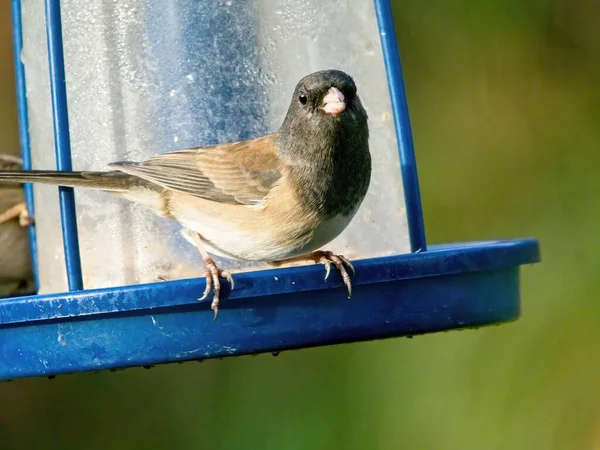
[0,170,137,191]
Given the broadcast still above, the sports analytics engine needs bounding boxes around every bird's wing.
[109,134,283,205]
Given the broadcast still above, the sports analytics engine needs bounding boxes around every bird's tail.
[0,170,137,192]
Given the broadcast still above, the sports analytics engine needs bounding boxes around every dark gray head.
[278,69,369,163]
[278,70,371,218]
[280,69,367,132]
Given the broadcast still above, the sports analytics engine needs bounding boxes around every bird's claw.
[18,206,34,227]
[198,257,234,321]
[312,250,355,297]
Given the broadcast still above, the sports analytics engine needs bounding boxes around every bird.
[0,69,371,319]
[0,154,34,298]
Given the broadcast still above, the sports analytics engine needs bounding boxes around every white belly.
[177,213,281,261]
[283,212,356,258]
[176,207,357,262]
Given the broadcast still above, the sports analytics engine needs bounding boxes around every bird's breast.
[284,210,358,258]
[287,138,371,220]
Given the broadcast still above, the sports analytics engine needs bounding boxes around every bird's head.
[279,69,368,156]
[287,69,365,119]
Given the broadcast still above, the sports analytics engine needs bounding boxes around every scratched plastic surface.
[20,0,410,293]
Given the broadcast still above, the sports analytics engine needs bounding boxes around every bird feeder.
[0,0,540,380]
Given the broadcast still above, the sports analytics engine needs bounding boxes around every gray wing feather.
[109,136,282,205]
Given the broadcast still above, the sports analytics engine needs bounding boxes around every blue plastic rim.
[0,239,540,380]
[2,0,541,381]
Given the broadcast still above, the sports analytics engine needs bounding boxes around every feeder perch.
[0,0,540,380]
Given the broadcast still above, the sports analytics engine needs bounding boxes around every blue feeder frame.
[1,0,540,381]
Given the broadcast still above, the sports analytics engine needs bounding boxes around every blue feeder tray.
[0,0,541,381]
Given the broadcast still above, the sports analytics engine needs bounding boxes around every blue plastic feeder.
[0,0,540,381]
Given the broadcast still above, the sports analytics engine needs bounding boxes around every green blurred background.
[0,1,598,448]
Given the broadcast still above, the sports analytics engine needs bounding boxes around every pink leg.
[271,250,355,297]
[0,202,33,227]
[189,232,234,321]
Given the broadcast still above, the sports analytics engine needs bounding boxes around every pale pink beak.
[320,87,346,116]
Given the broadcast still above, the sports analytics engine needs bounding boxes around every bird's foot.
[179,229,235,321]
[18,205,33,227]
[310,251,355,297]
[270,251,356,296]
[0,202,33,227]
[199,257,234,321]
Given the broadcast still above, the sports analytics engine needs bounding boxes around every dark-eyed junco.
[0,69,371,318]
[0,154,34,297]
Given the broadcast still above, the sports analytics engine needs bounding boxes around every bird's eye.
[298,91,308,105]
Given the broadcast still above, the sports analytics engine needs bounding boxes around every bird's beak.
[320,87,346,116]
